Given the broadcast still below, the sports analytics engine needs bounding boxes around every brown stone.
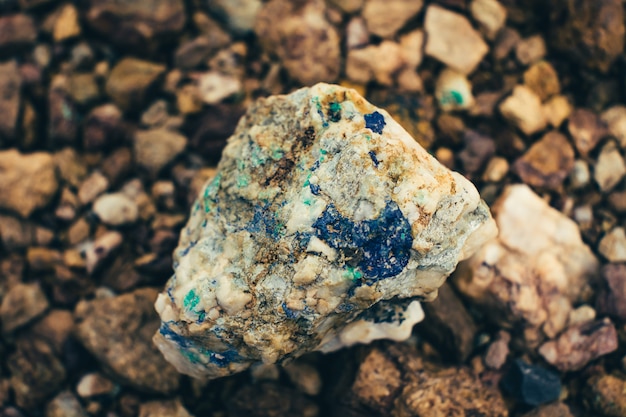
[255,0,340,84]
[586,374,626,417]
[568,108,608,156]
[46,391,88,417]
[539,318,618,371]
[83,103,125,151]
[74,287,180,394]
[418,283,478,362]
[596,263,626,320]
[0,150,59,218]
[361,0,424,38]
[48,78,79,147]
[512,131,575,189]
[174,35,229,70]
[523,61,560,102]
[0,282,49,333]
[29,310,74,354]
[8,338,66,410]
[134,128,188,176]
[0,14,37,51]
[351,349,402,413]
[520,402,573,417]
[0,61,21,142]
[101,147,132,185]
[550,0,625,73]
[105,58,166,111]
[85,0,185,47]
[227,382,319,417]
[458,130,496,176]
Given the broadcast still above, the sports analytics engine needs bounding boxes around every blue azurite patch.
[364,111,386,134]
[312,201,412,284]
[245,205,283,239]
[368,151,379,167]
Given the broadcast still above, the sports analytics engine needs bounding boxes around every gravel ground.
[0,0,626,416]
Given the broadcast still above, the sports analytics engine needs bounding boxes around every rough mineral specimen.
[154,83,496,379]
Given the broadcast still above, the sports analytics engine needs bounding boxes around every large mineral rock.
[154,83,496,379]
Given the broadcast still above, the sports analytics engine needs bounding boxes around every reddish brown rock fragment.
[512,131,575,189]
[0,14,37,51]
[538,318,618,371]
[596,263,626,320]
[351,349,402,413]
[568,108,608,156]
[0,61,21,142]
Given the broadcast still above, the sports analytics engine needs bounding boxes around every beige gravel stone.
[599,227,626,262]
[424,5,489,74]
[594,141,625,191]
[601,105,626,148]
[0,150,59,218]
[470,0,507,40]
[516,35,547,65]
[499,85,547,135]
[362,0,424,38]
[543,95,572,128]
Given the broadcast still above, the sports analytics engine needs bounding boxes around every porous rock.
[454,184,598,347]
[75,288,180,393]
[154,83,496,379]
[255,0,340,85]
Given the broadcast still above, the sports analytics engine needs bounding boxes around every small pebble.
[84,231,123,274]
[569,160,590,189]
[484,331,510,370]
[138,399,193,417]
[523,61,560,101]
[512,131,574,189]
[519,402,574,417]
[483,157,509,182]
[345,17,369,50]
[601,105,626,149]
[596,263,626,320]
[0,282,49,334]
[424,5,489,74]
[568,108,608,156]
[196,72,242,105]
[105,58,166,111]
[469,0,507,40]
[77,373,117,398]
[501,359,562,406]
[46,391,88,417]
[572,205,593,228]
[594,142,625,192]
[93,193,139,226]
[435,68,475,112]
[78,171,109,206]
[585,374,626,417]
[539,318,618,371]
[515,35,547,65]
[361,0,424,39]
[499,85,547,135]
[283,361,323,396]
[250,363,280,382]
[599,227,626,262]
[134,129,188,176]
[568,304,596,326]
[543,95,572,128]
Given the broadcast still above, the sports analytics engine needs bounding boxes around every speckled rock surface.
[154,83,496,379]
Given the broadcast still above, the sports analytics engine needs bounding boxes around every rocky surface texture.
[155,83,495,379]
[0,0,626,416]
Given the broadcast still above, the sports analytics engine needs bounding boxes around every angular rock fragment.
[255,0,340,84]
[361,0,424,39]
[154,83,496,379]
[105,58,166,111]
[454,184,598,347]
[512,131,575,190]
[0,150,59,218]
[501,359,561,406]
[0,60,22,142]
[0,282,49,333]
[85,0,186,47]
[75,288,180,393]
[499,85,547,135]
[586,374,626,417]
[538,317,618,371]
[550,0,625,73]
[424,5,489,74]
[596,263,626,320]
